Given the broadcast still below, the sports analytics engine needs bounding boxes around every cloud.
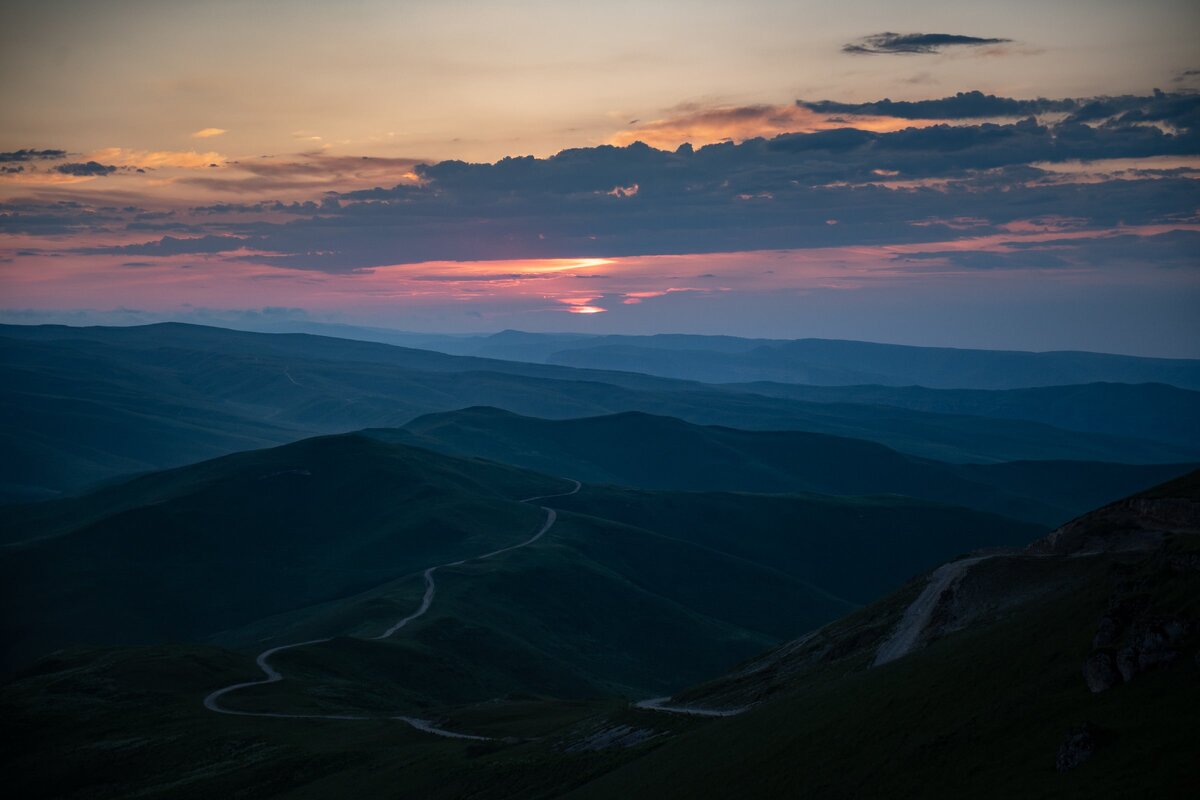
[190,199,340,215]
[54,161,119,176]
[0,148,66,163]
[60,142,1200,270]
[178,154,423,194]
[191,128,228,138]
[74,234,254,256]
[88,147,226,169]
[610,101,939,149]
[0,200,132,234]
[15,91,1199,274]
[897,230,1200,270]
[612,104,830,149]
[798,91,1076,120]
[843,32,1012,55]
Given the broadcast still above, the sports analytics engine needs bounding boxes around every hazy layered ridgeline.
[3,319,1198,796]
[3,324,1197,502]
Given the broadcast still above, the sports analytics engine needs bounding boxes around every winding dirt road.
[633,697,750,717]
[872,556,987,667]
[203,479,581,738]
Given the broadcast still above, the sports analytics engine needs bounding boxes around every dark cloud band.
[844,32,1011,55]
[55,161,118,177]
[798,91,1075,119]
[0,148,66,163]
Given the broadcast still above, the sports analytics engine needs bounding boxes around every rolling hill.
[0,422,1051,698]
[2,469,1194,799]
[561,470,1200,798]
[723,380,1200,451]
[233,326,1200,391]
[0,434,564,668]
[3,323,1196,501]
[539,334,1200,390]
[394,406,1195,526]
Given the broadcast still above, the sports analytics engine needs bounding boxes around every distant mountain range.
[215,321,1200,390]
[3,323,1196,501]
[2,321,1196,797]
[392,406,1192,526]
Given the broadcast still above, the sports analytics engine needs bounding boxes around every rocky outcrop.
[1031,496,1200,557]
[1083,651,1121,693]
[1056,723,1102,772]
[1085,595,1191,692]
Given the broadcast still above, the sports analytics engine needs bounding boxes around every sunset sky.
[2,0,1198,355]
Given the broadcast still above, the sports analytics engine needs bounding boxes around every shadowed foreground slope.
[565,471,1200,799]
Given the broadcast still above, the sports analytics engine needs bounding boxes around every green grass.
[8,503,1195,798]
[555,485,1042,604]
[564,542,1200,798]
[0,642,681,800]
[0,434,565,668]
[397,406,1194,525]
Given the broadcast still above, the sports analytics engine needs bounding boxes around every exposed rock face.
[1086,609,1189,691]
[560,724,660,753]
[1116,647,1139,683]
[1031,496,1200,557]
[1056,723,1101,772]
[1083,651,1120,693]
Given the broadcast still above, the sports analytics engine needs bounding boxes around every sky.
[1,0,1198,355]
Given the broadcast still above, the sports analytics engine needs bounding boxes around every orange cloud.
[89,147,226,169]
[611,103,935,150]
[191,128,228,138]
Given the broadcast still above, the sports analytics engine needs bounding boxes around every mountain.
[234,326,1200,391]
[562,470,1200,798]
[394,406,1195,526]
[541,335,1200,390]
[0,434,564,668]
[2,468,1194,799]
[724,380,1200,451]
[6,322,1193,501]
[0,430,1042,678]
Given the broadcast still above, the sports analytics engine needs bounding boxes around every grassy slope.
[202,509,848,715]
[397,407,1194,525]
[0,645,647,800]
[560,475,1200,799]
[566,539,1200,799]
[196,482,1042,714]
[7,476,1193,798]
[0,429,1040,711]
[554,487,1043,604]
[0,435,564,668]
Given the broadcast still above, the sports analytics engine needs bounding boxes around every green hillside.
[396,406,1193,525]
[3,470,1195,799]
[2,428,1042,681]
[0,434,564,667]
[553,487,1041,604]
[563,471,1200,798]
